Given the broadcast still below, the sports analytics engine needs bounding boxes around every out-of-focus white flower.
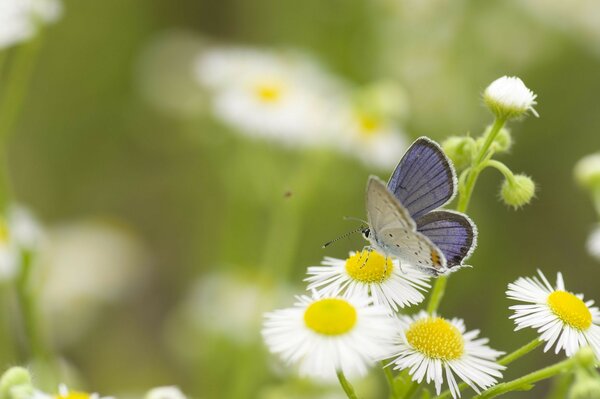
[484,76,538,119]
[145,386,186,399]
[587,226,600,261]
[263,293,396,380]
[332,108,408,169]
[0,0,62,49]
[168,270,294,348]
[0,205,43,280]
[507,270,600,359]
[390,311,504,398]
[36,219,146,346]
[575,153,600,190]
[195,47,341,147]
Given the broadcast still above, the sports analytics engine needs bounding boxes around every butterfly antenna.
[343,216,368,224]
[322,226,365,248]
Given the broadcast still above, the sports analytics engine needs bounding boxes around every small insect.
[362,137,477,276]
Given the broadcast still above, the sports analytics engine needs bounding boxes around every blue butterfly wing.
[416,210,477,267]
[387,137,456,220]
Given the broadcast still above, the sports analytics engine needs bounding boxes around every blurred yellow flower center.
[406,317,464,360]
[345,250,393,283]
[254,82,283,103]
[55,391,92,399]
[547,290,592,330]
[304,298,357,335]
[0,219,9,245]
[356,113,381,137]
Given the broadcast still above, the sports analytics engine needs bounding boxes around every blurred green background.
[3,0,600,398]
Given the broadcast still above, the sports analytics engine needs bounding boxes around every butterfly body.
[364,137,477,276]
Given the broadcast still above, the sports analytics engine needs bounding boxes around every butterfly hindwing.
[387,137,456,221]
[366,176,447,275]
[416,210,477,268]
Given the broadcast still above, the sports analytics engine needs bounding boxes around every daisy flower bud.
[574,153,600,190]
[500,174,535,209]
[0,367,33,399]
[484,76,538,120]
[442,136,476,170]
[569,366,600,399]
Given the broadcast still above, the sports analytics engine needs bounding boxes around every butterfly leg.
[359,247,372,269]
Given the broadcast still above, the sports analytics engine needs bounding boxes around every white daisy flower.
[390,311,504,398]
[0,0,62,49]
[587,225,600,261]
[194,47,340,147]
[507,270,600,359]
[305,250,430,314]
[262,293,396,380]
[483,76,538,119]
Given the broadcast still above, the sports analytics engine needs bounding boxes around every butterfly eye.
[362,228,370,238]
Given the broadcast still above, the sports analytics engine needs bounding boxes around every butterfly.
[362,137,477,276]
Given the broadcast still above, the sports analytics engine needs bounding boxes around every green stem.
[401,381,419,399]
[456,117,506,213]
[15,250,51,363]
[473,356,578,399]
[337,370,359,399]
[426,117,506,315]
[484,160,515,185]
[436,339,543,398]
[426,275,447,315]
[498,339,541,366]
[0,36,42,143]
[382,363,401,398]
[545,372,574,399]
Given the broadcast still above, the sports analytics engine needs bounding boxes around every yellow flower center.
[345,250,393,283]
[0,218,9,245]
[304,298,357,335]
[55,391,92,399]
[547,290,592,330]
[356,112,382,137]
[406,317,464,360]
[254,82,283,103]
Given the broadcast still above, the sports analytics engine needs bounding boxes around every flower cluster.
[263,249,506,397]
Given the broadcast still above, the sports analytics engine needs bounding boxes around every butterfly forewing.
[416,210,477,268]
[387,137,456,221]
[366,176,447,275]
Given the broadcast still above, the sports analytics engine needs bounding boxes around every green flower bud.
[569,367,600,399]
[0,367,33,399]
[442,136,476,170]
[574,153,600,190]
[484,76,538,120]
[500,174,535,209]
